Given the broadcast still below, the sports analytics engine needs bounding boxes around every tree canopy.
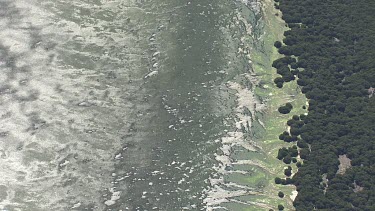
[272,0,375,210]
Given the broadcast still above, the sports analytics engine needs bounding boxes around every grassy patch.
[244,0,308,210]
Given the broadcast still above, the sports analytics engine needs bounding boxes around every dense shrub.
[273,0,375,209]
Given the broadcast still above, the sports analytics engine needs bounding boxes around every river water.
[0,0,269,210]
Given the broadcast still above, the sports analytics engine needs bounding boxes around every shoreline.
[249,0,308,209]
[204,0,307,210]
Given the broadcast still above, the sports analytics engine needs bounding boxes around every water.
[0,0,268,210]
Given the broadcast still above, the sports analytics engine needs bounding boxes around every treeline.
[272,0,375,210]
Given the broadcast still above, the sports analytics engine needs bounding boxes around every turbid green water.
[0,0,289,210]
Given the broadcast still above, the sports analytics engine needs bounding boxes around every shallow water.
[0,0,268,210]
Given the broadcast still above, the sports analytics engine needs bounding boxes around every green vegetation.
[272,0,375,210]
[284,166,292,177]
[242,0,308,209]
[274,41,282,49]
[278,103,293,114]
[277,204,284,210]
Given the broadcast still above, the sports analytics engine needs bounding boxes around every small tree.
[291,69,299,75]
[274,41,282,48]
[291,62,298,69]
[279,133,286,140]
[278,106,291,114]
[297,140,308,148]
[278,103,293,114]
[283,155,292,164]
[274,77,284,84]
[285,103,293,109]
[282,72,295,82]
[289,147,299,157]
[292,115,300,121]
[275,177,282,184]
[284,135,293,143]
[284,167,292,177]
[290,127,301,136]
[278,191,285,198]
[300,148,310,159]
[278,204,284,210]
[277,147,288,160]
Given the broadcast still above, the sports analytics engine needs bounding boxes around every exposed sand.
[337,154,352,175]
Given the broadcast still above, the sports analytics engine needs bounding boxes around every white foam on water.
[104,188,121,206]
[0,0,159,209]
[205,80,267,209]
[204,1,271,209]
[144,70,159,78]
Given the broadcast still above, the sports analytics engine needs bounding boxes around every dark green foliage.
[276,65,290,75]
[272,57,296,68]
[278,106,291,114]
[273,0,375,209]
[274,77,284,84]
[277,146,299,161]
[283,155,292,164]
[278,204,284,210]
[291,62,298,69]
[277,147,288,160]
[278,46,293,55]
[278,191,285,198]
[274,77,284,88]
[292,115,300,121]
[291,68,299,75]
[273,59,298,82]
[274,41,282,48]
[278,103,293,114]
[279,131,292,141]
[285,178,294,184]
[289,146,298,157]
[284,166,292,177]
[291,135,298,142]
[297,78,308,86]
[275,177,282,184]
[283,135,293,143]
[299,148,310,160]
[290,127,300,136]
[297,140,308,148]
[282,72,295,82]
